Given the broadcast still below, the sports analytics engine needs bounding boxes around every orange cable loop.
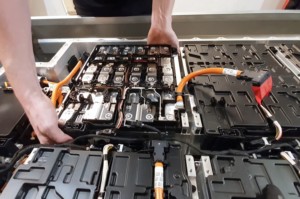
[51,60,83,107]
[176,68,242,102]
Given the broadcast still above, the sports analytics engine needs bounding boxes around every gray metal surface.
[32,12,300,81]
[32,11,300,40]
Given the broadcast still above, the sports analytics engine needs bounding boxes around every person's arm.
[147,0,179,49]
[0,0,72,144]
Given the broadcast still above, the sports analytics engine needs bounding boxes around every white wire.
[98,144,114,199]
[281,151,296,165]
[259,104,282,140]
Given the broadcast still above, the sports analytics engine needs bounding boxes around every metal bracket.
[186,155,199,199]
[188,95,202,135]
[201,156,213,178]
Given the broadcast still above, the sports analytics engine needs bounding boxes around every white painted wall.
[173,0,285,14]
[29,0,286,16]
[29,0,67,16]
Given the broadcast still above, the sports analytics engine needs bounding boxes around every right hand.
[24,94,72,144]
[147,25,179,50]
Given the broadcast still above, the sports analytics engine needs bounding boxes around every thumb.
[47,127,73,143]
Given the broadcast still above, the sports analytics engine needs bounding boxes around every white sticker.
[24,148,38,165]
[154,167,164,188]
[223,68,238,76]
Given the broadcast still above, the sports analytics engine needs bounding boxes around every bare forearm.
[151,0,175,29]
[148,0,178,49]
[0,0,43,111]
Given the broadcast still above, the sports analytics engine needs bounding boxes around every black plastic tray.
[183,42,300,138]
[0,147,103,199]
[197,155,300,199]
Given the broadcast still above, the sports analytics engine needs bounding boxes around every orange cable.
[42,79,56,85]
[154,162,164,199]
[51,60,83,107]
[176,68,242,102]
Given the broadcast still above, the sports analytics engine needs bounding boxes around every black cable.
[142,124,162,135]
[126,121,162,135]
[70,134,149,145]
[166,138,300,157]
[71,134,300,157]
[3,134,298,177]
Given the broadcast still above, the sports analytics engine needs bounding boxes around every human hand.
[24,93,72,144]
[147,26,179,50]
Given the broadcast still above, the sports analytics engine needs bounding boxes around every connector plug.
[151,140,169,162]
[238,70,271,85]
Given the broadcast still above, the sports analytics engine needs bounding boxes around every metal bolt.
[166,114,174,120]
[105,113,112,119]
[148,77,155,82]
[125,113,132,119]
[131,77,139,82]
[148,67,155,72]
[146,114,153,120]
[115,76,122,82]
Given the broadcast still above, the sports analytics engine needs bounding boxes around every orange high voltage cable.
[175,68,242,108]
[51,60,83,107]
[154,162,164,199]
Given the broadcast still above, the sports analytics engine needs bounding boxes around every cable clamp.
[295,139,300,149]
[262,137,271,146]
